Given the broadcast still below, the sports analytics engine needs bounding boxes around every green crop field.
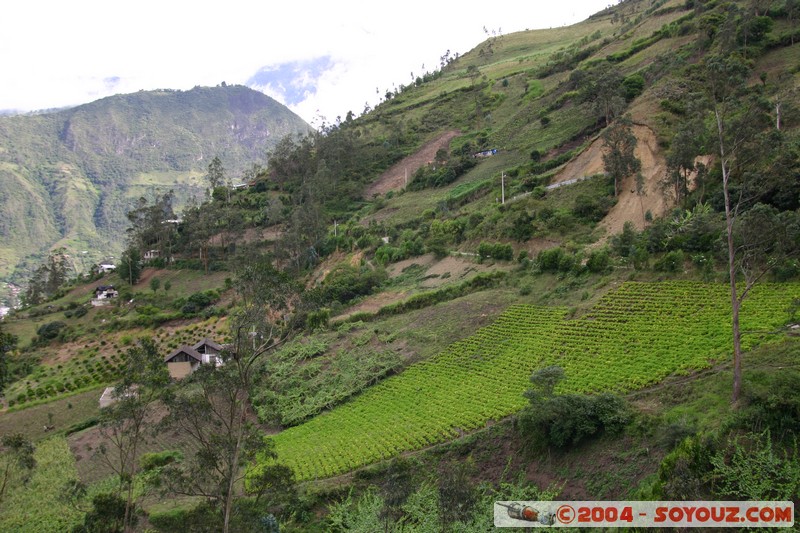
[264,281,800,481]
[0,437,83,532]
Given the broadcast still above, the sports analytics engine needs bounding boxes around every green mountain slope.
[0,85,310,290]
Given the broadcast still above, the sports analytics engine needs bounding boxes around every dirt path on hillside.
[364,130,460,198]
[549,124,670,239]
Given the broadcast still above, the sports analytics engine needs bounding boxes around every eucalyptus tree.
[160,258,299,533]
[701,53,800,403]
[96,338,169,532]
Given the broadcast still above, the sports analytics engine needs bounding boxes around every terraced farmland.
[267,281,800,481]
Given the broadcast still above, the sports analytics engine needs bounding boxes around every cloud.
[1,1,614,121]
[103,77,121,91]
[247,57,337,106]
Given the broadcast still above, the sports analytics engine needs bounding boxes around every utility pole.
[334,220,339,252]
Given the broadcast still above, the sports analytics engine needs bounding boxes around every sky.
[2,1,613,126]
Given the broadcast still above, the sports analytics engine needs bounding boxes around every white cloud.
[1,1,612,121]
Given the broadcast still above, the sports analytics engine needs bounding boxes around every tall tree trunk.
[717,109,743,405]
[124,434,138,533]
[223,392,248,533]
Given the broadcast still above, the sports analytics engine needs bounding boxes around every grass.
[0,436,84,532]
[0,387,102,441]
[266,281,800,480]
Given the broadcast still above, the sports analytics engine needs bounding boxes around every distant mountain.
[0,85,310,290]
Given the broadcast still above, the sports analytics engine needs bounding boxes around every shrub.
[36,321,67,341]
[586,248,611,273]
[477,242,514,261]
[654,250,685,272]
[181,290,219,315]
[140,450,183,471]
[518,366,630,451]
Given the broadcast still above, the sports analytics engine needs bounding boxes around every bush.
[306,308,331,330]
[654,250,685,272]
[140,450,183,471]
[65,417,100,436]
[148,503,221,532]
[36,321,67,341]
[622,73,645,100]
[518,366,630,451]
[181,290,219,315]
[323,265,386,304]
[477,242,513,261]
[586,248,611,273]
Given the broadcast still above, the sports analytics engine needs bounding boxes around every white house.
[91,285,119,307]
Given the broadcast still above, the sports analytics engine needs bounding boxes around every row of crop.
[265,282,800,481]
[7,355,123,408]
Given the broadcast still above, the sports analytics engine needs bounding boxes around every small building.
[192,338,225,366]
[99,385,137,408]
[97,264,116,274]
[94,285,118,299]
[99,386,117,408]
[143,249,160,261]
[164,339,227,379]
[164,346,203,379]
[473,148,498,158]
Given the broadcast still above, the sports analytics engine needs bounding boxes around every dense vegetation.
[263,281,798,481]
[0,85,310,293]
[2,0,800,530]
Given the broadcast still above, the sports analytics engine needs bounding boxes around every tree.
[117,247,141,286]
[180,202,216,274]
[437,459,477,532]
[206,156,225,190]
[149,277,160,294]
[160,258,298,533]
[0,324,17,394]
[703,54,784,403]
[665,112,706,205]
[96,339,169,532]
[125,192,177,262]
[0,434,35,506]
[23,248,72,305]
[602,117,641,196]
[518,366,629,451]
[575,64,626,125]
[163,280,171,293]
[787,0,799,45]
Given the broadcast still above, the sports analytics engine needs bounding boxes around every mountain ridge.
[0,85,311,295]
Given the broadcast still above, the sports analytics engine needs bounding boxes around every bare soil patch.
[597,124,669,237]
[335,290,411,321]
[548,124,671,241]
[420,256,483,288]
[364,130,460,198]
[386,254,438,278]
[549,134,607,187]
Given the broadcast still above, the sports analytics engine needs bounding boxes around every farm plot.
[0,437,83,532]
[265,281,800,481]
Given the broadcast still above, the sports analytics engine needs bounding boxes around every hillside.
[1,0,800,531]
[0,85,310,298]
